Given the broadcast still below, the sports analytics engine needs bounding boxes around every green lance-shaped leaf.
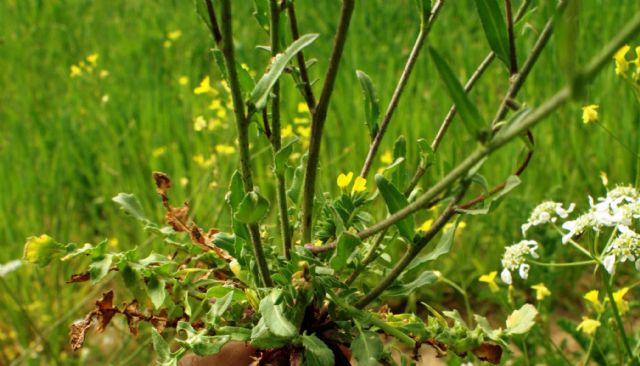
[259,289,298,338]
[330,232,361,270]
[385,271,438,297]
[375,174,415,240]
[249,33,319,111]
[422,218,459,261]
[475,0,511,68]
[234,191,270,224]
[429,48,486,139]
[506,303,538,335]
[252,0,269,32]
[302,334,335,366]
[151,328,175,365]
[112,193,148,223]
[355,70,380,140]
[351,329,383,366]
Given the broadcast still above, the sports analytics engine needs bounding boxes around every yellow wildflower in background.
[194,76,213,94]
[297,126,311,138]
[229,259,241,277]
[209,99,222,110]
[293,117,309,125]
[381,150,393,165]
[107,238,119,249]
[193,116,207,131]
[168,30,182,40]
[297,102,310,114]
[584,290,604,313]
[337,172,353,190]
[193,154,215,168]
[479,271,499,293]
[531,283,551,301]
[581,104,598,124]
[612,287,630,315]
[418,219,434,233]
[179,76,189,86]
[577,317,601,336]
[216,108,227,119]
[86,53,98,65]
[281,124,293,139]
[179,177,189,187]
[215,144,236,155]
[352,176,367,193]
[99,69,109,79]
[614,44,630,77]
[152,146,167,157]
[70,65,82,78]
[600,171,609,187]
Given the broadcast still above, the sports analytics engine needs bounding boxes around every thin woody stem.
[505,0,518,75]
[359,0,445,179]
[287,1,316,110]
[219,0,272,287]
[269,0,293,259]
[301,0,355,243]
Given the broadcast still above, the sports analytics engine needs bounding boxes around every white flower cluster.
[562,185,640,244]
[521,201,575,235]
[603,225,640,274]
[500,240,539,284]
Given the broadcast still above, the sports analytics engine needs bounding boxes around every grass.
[1,0,640,364]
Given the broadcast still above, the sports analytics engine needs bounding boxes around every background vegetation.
[1,0,639,364]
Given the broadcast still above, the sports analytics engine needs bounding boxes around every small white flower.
[561,212,598,243]
[603,255,616,274]
[501,240,539,283]
[521,201,575,235]
[603,225,640,271]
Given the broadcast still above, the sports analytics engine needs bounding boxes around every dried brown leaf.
[67,272,90,283]
[150,309,168,334]
[472,343,502,364]
[69,311,96,351]
[153,171,172,194]
[95,291,118,333]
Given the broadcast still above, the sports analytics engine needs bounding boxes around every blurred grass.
[1,0,640,364]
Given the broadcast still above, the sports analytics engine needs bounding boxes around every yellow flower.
[70,65,82,78]
[99,69,109,79]
[215,144,236,155]
[581,104,598,124]
[381,150,393,165]
[297,102,310,114]
[167,30,182,40]
[313,239,322,247]
[152,146,167,157]
[209,99,222,110]
[207,118,223,131]
[614,44,630,77]
[194,76,213,95]
[86,53,98,65]
[612,287,630,315]
[576,316,601,336]
[216,108,227,119]
[600,171,609,187]
[193,154,215,168]
[229,259,241,277]
[281,124,293,139]
[107,238,119,249]
[584,290,604,313]
[293,117,309,125]
[163,40,172,48]
[417,219,434,233]
[179,76,189,86]
[531,283,551,301]
[179,177,189,187]
[296,126,311,138]
[337,172,354,190]
[193,115,207,131]
[479,271,499,293]
[352,176,367,193]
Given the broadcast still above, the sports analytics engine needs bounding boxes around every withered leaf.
[150,309,168,334]
[425,338,448,358]
[67,272,90,283]
[166,204,191,232]
[153,171,172,194]
[123,300,143,336]
[95,291,118,333]
[70,312,96,351]
[472,343,502,364]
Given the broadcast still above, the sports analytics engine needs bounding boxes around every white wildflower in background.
[561,211,599,244]
[603,225,640,274]
[521,201,575,235]
[0,260,22,277]
[501,240,539,284]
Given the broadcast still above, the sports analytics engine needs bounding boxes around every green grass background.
[1,0,640,364]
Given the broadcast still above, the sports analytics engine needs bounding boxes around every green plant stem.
[440,276,473,326]
[308,7,640,255]
[430,0,530,152]
[359,0,444,178]
[328,290,416,348]
[529,259,596,267]
[505,0,518,75]
[219,0,272,287]
[602,270,638,364]
[287,1,316,109]
[301,0,355,243]
[491,0,568,126]
[269,0,293,259]
[345,229,390,286]
[355,191,463,309]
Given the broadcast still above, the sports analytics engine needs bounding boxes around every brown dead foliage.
[471,343,503,364]
[69,291,175,351]
[152,171,230,261]
[66,272,90,283]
